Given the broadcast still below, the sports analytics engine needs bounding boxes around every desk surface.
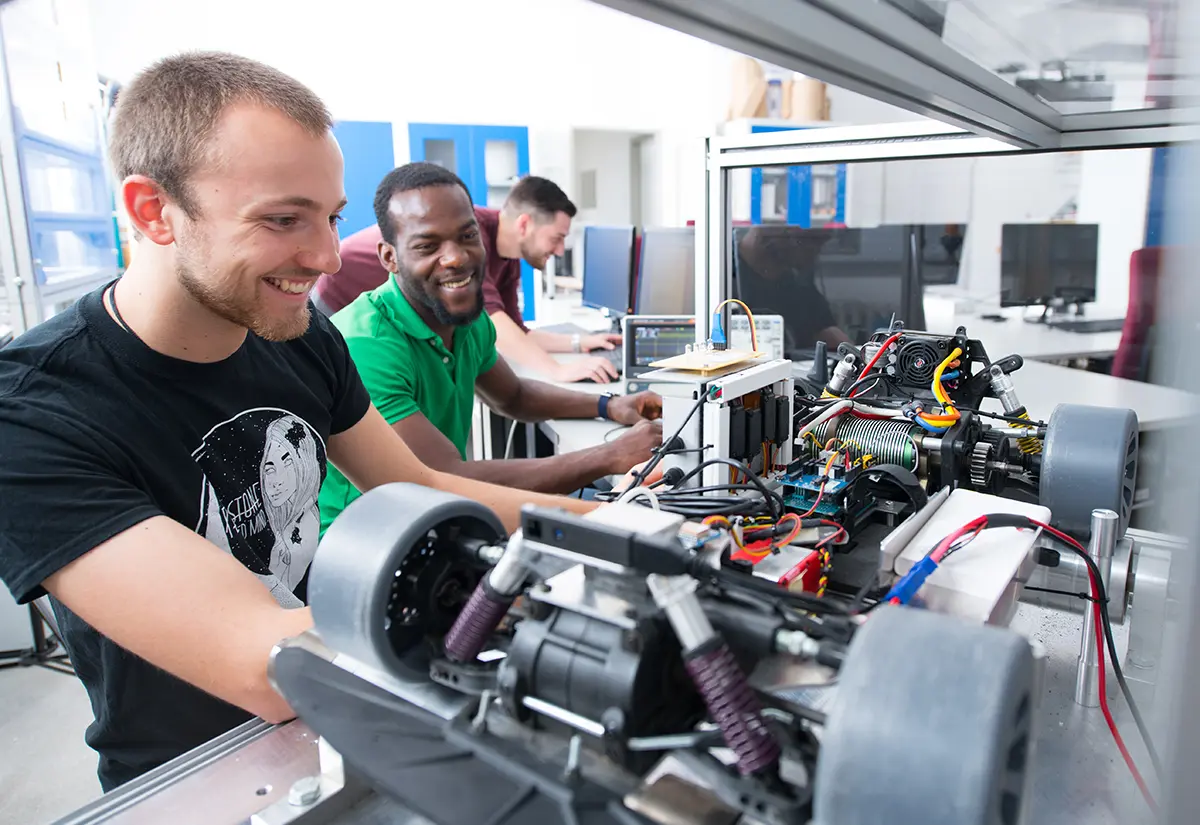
[953,313,1124,362]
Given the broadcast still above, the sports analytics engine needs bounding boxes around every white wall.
[1078,148,1152,313]
[572,130,637,227]
[88,0,732,132]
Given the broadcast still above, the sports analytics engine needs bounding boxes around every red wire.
[1031,521,1159,814]
[850,333,901,396]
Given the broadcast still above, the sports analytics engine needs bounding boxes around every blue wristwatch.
[598,393,615,420]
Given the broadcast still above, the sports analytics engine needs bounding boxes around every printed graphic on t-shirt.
[192,408,326,608]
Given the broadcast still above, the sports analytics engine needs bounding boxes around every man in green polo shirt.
[318,163,663,534]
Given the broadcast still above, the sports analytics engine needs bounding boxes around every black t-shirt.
[0,283,371,791]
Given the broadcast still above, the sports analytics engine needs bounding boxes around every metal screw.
[287,776,323,807]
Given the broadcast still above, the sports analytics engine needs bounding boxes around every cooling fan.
[884,332,974,398]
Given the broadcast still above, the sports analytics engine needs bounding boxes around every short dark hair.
[109,51,332,217]
[504,176,576,222]
[374,162,473,245]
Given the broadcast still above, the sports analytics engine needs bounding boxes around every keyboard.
[1051,318,1126,334]
[593,345,624,373]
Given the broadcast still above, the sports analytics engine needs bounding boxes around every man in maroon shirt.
[313,172,621,383]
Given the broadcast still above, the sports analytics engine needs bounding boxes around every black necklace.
[104,282,137,336]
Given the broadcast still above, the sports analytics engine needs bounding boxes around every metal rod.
[1074,509,1119,707]
[522,696,606,738]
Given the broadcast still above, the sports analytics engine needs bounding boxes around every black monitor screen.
[636,227,695,315]
[582,225,635,315]
[1000,224,1100,307]
[915,224,966,286]
[733,224,920,349]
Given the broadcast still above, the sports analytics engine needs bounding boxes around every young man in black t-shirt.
[0,52,599,792]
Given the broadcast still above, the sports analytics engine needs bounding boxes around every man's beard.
[519,237,549,271]
[401,269,485,326]
[175,227,313,342]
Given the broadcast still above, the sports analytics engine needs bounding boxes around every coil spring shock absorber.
[987,364,1041,454]
[443,534,528,662]
[647,574,781,776]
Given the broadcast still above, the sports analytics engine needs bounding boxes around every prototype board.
[648,348,762,373]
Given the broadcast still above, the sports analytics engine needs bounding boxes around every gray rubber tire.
[1040,403,1139,538]
[812,606,1035,825]
[308,482,505,678]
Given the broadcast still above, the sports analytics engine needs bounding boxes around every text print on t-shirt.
[191,407,327,608]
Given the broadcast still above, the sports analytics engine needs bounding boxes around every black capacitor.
[746,409,763,453]
[775,397,790,444]
[729,407,747,458]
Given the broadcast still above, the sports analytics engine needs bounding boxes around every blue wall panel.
[332,121,395,235]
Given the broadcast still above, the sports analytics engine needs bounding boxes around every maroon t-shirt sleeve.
[483,260,527,333]
[315,225,389,314]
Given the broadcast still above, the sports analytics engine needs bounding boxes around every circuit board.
[648,348,762,372]
[782,494,846,517]
[781,473,853,496]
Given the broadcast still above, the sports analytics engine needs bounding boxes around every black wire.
[1021,584,1100,603]
[1043,530,1165,781]
[672,457,783,522]
[627,392,707,490]
[714,567,849,616]
[957,405,1048,428]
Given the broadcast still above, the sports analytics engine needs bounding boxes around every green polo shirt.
[317,275,498,536]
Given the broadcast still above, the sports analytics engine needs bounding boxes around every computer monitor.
[1000,223,1100,307]
[914,223,967,286]
[581,225,635,317]
[732,224,922,350]
[635,227,695,315]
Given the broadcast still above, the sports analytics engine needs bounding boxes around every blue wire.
[940,370,960,381]
[910,415,949,434]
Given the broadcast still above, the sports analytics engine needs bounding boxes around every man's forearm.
[428,467,598,530]
[439,446,615,495]
[502,378,601,422]
[527,329,573,353]
[491,312,560,375]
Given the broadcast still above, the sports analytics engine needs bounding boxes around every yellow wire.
[932,347,962,408]
[715,298,759,352]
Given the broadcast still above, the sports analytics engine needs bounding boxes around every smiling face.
[169,103,347,341]
[517,210,570,271]
[380,184,486,327]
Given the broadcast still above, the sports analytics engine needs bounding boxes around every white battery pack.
[891,489,1051,626]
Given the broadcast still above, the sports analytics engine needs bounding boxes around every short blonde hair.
[108,51,332,215]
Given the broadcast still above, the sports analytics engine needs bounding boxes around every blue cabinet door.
[409,123,474,181]
[748,124,845,227]
[331,121,395,236]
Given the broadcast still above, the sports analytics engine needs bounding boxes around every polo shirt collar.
[375,274,439,343]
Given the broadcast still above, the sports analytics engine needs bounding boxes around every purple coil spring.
[684,641,781,775]
[443,581,513,662]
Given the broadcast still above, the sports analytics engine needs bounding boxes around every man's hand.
[605,419,662,474]
[552,356,619,384]
[583,332,623,351]
[613,459,665,493]
[605,391,663,426]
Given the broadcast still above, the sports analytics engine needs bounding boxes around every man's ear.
[514,213,532,237]
[377,241,400,274]
[120,175,179,245]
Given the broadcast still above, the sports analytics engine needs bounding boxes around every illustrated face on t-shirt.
[193,408,326,607]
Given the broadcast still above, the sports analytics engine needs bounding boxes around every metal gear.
[969,440,993,490]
